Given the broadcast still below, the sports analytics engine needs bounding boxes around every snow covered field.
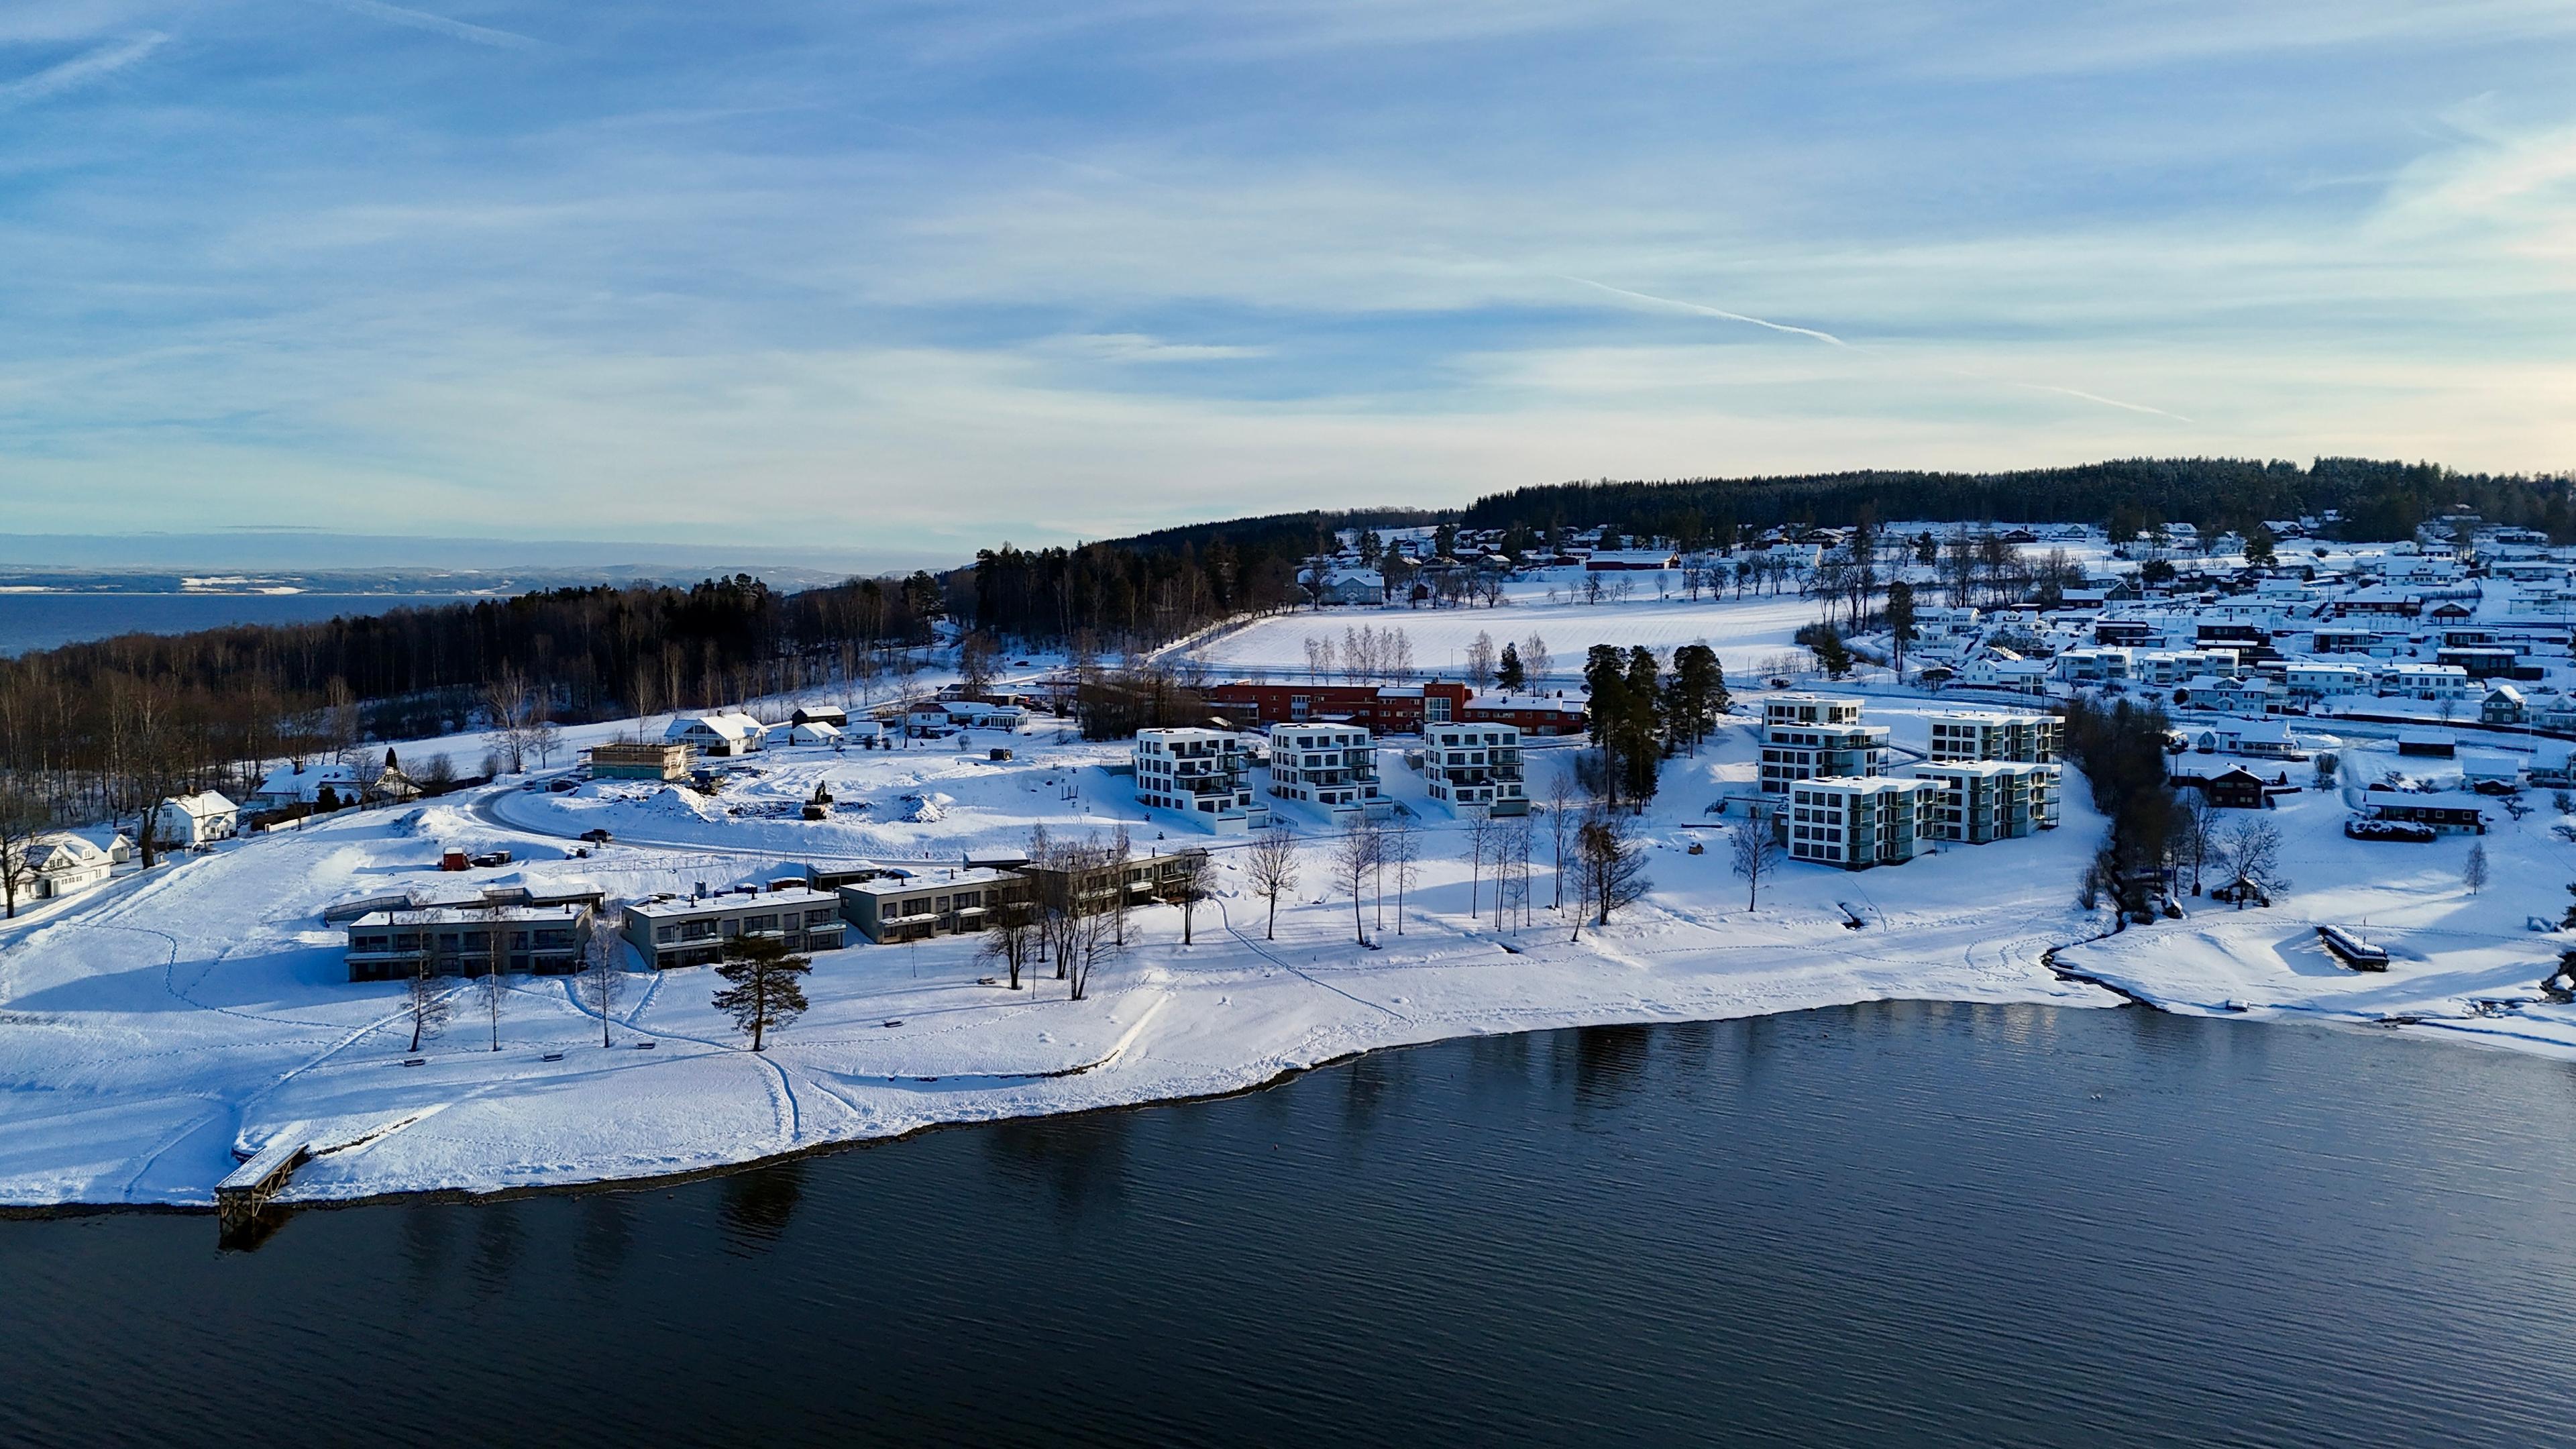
[1176,576,1820,681]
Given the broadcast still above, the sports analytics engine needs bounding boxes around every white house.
[155,791,239,847]
[252,761,415,809]
[17,833,113,900]
[2283,663,2375,701]
[787,720,844,746]
[1953,655,2052,694]
[665,711,767,757]
[2377,663,2473,702]
[2173,675,2281,716]
[1311,570,1386,606]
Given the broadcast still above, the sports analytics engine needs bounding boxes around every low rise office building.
[839,867,1023,944]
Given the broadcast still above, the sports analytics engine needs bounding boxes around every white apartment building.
[1925,711,2059,764]
[1913,761,2058,843]
[2174,675,2282,715]
[1266,723,1387,819]
[2052,648,2133,684]
[1423,723,1528,818]
[1134,729,1269,833]
[2283,663,2375,700]
[2377,663,2473,701]
[2131,648,2239,688]
[1784,777,1939,869]
[1760,695,1888,794]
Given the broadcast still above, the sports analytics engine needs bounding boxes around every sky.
[2,1,2573,565]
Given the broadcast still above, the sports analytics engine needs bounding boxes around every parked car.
[580,828,614,844]
[548,778,578,793]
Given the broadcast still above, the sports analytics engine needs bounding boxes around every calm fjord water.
[7,1002,2576,1447]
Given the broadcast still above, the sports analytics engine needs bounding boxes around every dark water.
[0,593,477,656]
[8,1002,2576,1448]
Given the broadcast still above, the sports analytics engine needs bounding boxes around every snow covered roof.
[257,762,359,794]
[668,711,765,741]
[23,834,108,871]
[162,791,237,818]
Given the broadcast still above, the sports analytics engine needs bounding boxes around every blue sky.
[3,1,2573,562]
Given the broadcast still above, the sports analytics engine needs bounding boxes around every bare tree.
[1521,635,1552,684]
[1171,849,1214,945]
[2214,819,2287,906]
[478,903,509,1051]
[2464,841,2489,896]
[398,910,450,1054]
[0,782,45,920]
[1574,807,1651,936]
[1331,818,1378,945]
[1464,631,1497,688]
[2177,790,2222,896]
[1465,813,1500,919]
[1501,813,1536,930]
[1245,824,1300,939]
[1546,771,1576,912]
[1730,816,1780,912]
[979,900,1037,990]
[576,908,625,1047]
[712,934,813,1051]
[482,671,549,775]
[1385,812,1419,933]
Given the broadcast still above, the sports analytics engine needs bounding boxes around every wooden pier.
[215,1135,311,1238]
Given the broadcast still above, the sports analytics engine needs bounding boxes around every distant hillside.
[1460,458,2575,547]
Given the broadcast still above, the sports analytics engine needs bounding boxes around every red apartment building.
[1203,680,1589,735]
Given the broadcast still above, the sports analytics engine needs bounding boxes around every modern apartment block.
[1784,777,1939,869]
[1759,694,1889,794]
[345,904,587,981]
[621,885,847,969]
[1925,710,2060,765]
[1132,728,1269,833]
[1424,722,1529,817]
[839,866,1024,944]
[1266,723,1387,818]
[1913,761,2059,843]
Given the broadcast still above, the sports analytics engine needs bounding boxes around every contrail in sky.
[317,0,545,50]
[0,33,168,109]
[1566,274,2190,423]
[1564,276,1852,347]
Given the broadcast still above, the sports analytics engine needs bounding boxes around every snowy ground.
[0,702,2117,1210]
[2057,734,2576,1056]
[13,570,2576,1210]
[1175,574,1820,682]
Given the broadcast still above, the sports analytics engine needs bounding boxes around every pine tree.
[1496,641,1524,690]
[712,935,813,1053]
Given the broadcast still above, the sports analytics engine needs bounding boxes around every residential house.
[621,886,847,969]
[588,742,693,781]
[2378,663,2473,702]
[787,720,844,746]
[665,711,767,757]
[2175,765,2272,810]
[1311,570,1387,606]
[252,759,416,809]
[16,833,112,900]
[2172,675,2281,715]
[839,867,1022,945]
[2283,663,2374,702]
[345,904,588,981]
[2483,685,2530,726]
[2357,787,2485,836]
[154,791,238,847]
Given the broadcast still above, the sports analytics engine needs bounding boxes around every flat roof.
[628,888,843,919]
[350,904,587,928]
[839,867,1019,897]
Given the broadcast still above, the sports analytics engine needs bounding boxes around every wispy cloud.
[1052,333,1271,363]
[0,30,165,109]
[1564,276,1852,347]
[311,0,543,51]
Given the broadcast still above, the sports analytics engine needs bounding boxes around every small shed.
[2396,729,2456,758]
